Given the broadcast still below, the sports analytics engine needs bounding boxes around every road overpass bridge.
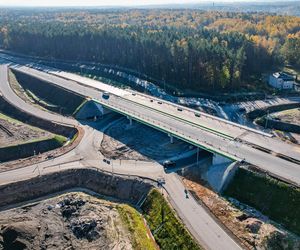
[2,57,300,186]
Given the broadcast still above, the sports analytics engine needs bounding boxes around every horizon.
[0,0,297,7]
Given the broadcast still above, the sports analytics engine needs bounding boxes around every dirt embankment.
[0,169,154,209]
[183,177,300,250]
[0,126,83,173]
[0,137,65,162]
[0,96,83,170]
[272,108,300,126]
[247,103,300,143]
[0,114,52,147]
[0,96,76,138]
[0,192,133,250]
[0,169,155,249]
[247,103,300,121]
[0,112,66,162]
[10,69,85,116]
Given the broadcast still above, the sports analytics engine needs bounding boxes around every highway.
[0,61,242,250]
[4,59,300,187]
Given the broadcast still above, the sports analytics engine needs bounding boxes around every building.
[269,72,295,90]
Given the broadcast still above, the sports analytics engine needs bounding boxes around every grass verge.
[72,99,88,116]
[141,189,201,250]
[224,168,300,236]
[53,134,67,145]
[117,204,157,250]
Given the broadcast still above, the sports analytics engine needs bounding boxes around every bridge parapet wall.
[213,154,232,165]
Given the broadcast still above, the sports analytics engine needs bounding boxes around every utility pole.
[37,164,40,176]
[265,110,270,129]
[161,187,164,225]
[196,147,199,166]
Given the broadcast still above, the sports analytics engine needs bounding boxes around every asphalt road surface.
[0,61,243,250]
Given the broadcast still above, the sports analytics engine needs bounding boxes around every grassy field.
[271,108,300,126]
[224,168,300,236]
[141,189,201,250]
[117,204,157,250]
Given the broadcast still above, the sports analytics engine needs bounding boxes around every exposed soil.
[0,113,52,148]
[101,117,192,161]
[0,126,83,173]
[0,192,133,250]
[183,178,300,250]
[9,69,85,116]
[272,108,300,126]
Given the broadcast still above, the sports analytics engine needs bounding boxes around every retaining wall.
[0,137,63,162]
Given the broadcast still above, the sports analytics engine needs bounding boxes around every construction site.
[0,59,300,250]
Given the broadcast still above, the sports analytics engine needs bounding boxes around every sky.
[0,0,277,7]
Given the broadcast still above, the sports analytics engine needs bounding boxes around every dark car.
[238,107,246,112]
[46,155,54,160]
[102,92,110,100]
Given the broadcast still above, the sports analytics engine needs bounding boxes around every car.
[132,93,136,96]
[163,160,176,168]
[103,159,111,164]
[150,99,154,102]
[158,101,162,104]
[157,177,166,186]
[177,108,183,111]
[46,155,54,160]
[194,113,201,117]
[102,92,110,100]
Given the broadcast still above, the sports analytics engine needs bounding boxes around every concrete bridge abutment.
[75,100,111,120]
[212,154,232,165]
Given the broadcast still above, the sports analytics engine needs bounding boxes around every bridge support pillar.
[127,116,133,126]
[213,154,232,165]
[168,134,174,144]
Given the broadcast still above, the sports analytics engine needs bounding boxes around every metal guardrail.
[95,98,240,161]
[129,90,273,138]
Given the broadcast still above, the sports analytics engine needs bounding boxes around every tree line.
[0,9,299,92]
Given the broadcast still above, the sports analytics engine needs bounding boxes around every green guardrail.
[93,99,239,161]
